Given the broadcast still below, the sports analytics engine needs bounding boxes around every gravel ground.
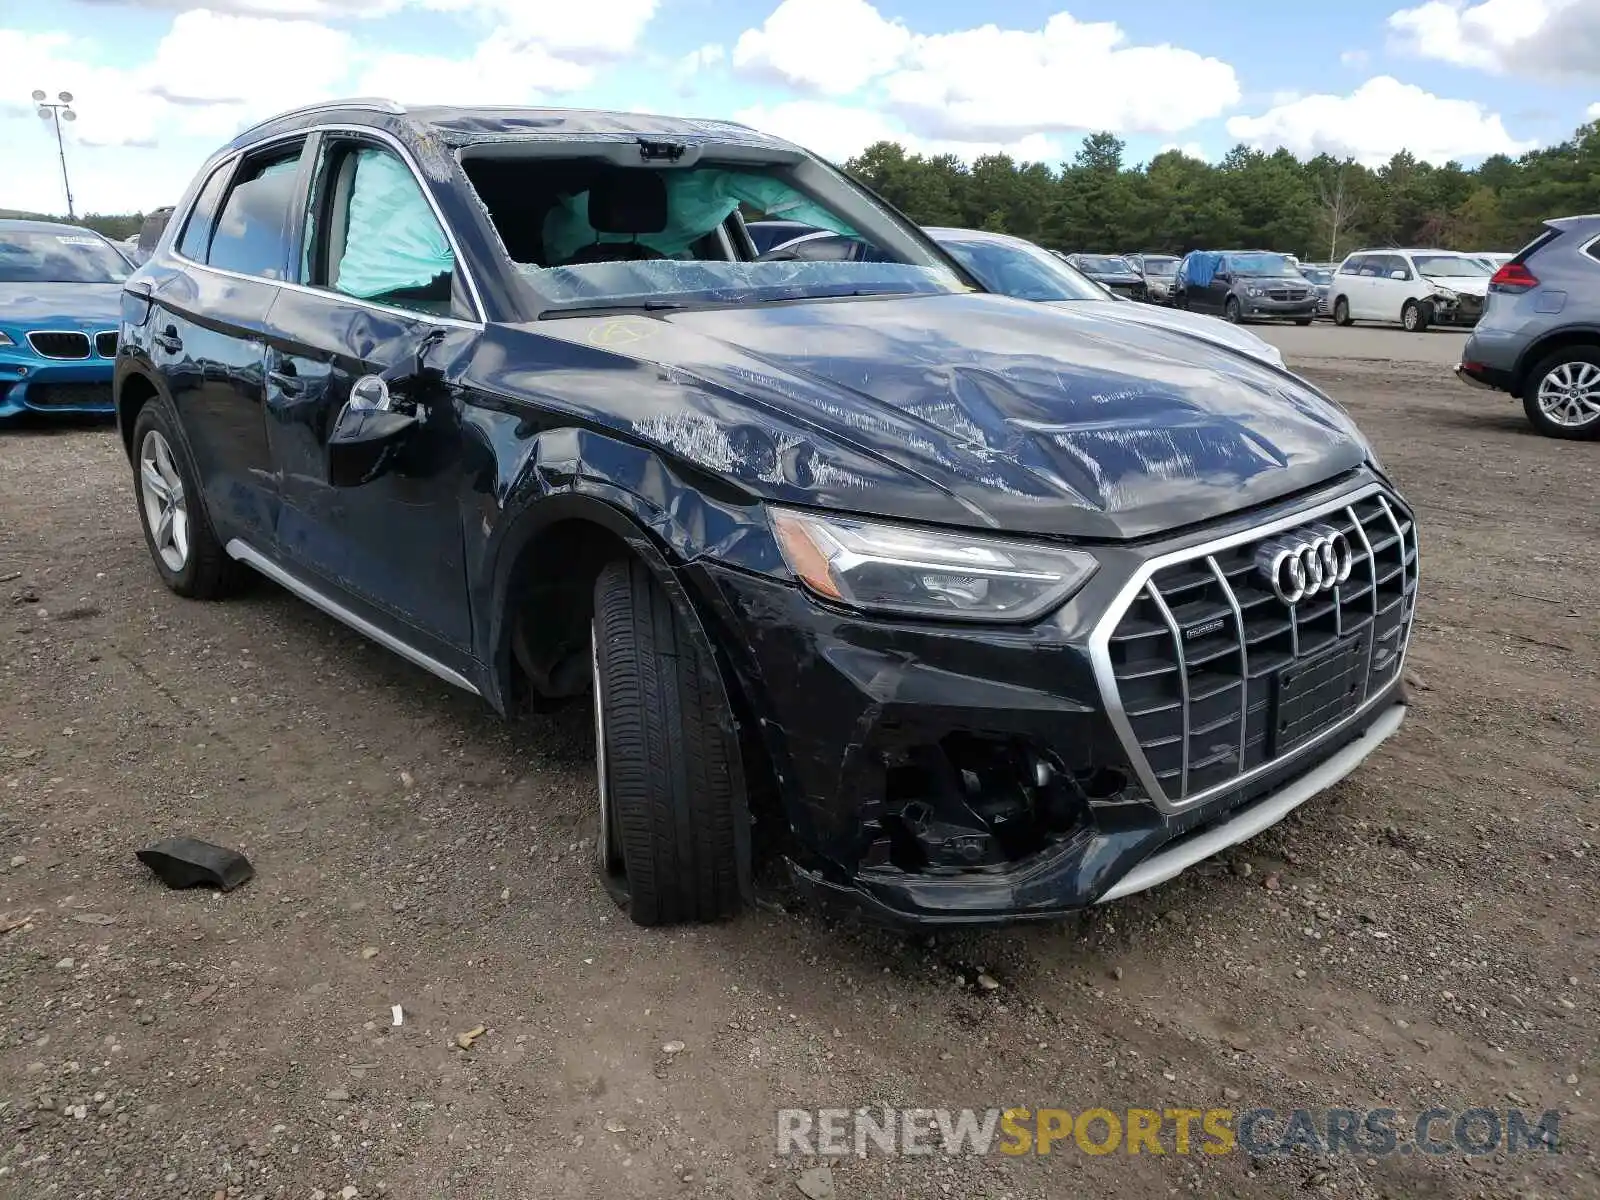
[0,353,1595,1199]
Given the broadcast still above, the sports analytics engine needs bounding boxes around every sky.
[1,0,1597,215]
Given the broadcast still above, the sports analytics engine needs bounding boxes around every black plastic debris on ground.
[136,838,254,892]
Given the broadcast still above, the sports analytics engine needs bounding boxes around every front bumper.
[690,475,1416,927]
[1240,296,1317,319]
[0,352,115,419]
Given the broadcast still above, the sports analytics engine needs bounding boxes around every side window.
[307,143,455,317]
[207,147,305,279]
[1391,256,1414,280]
[1339,256,1364,276]
[175,168,232,261]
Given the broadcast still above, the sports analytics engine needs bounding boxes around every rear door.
[262,131,479,656]
[1371,254,1411,323]
[1334,255,1365,317]
[153,140,308,548]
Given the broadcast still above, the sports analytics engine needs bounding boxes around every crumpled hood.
[0,282,122,333]
[1048,299,1281,365]
[1422,275,1488,298]
[520,292,1371,540]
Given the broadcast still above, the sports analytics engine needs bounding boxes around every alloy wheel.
[1537,361,1600,428]
[138,430,189,572]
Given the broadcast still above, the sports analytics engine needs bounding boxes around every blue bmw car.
[0,219,134,421]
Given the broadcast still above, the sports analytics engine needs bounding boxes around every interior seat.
[563,171,669,265]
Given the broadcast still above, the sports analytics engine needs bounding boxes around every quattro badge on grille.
[1255,524,1353,604]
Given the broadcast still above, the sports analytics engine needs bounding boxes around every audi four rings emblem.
[1255,524,1354,604]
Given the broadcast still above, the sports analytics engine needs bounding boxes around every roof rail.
[235,97,405,141]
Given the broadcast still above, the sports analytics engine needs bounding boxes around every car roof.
[0,218,105,238]
[229,97,791,154]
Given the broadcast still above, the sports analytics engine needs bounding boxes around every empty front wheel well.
[506,519,634,705]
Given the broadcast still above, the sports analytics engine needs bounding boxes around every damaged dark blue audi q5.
[114,100,1418,928]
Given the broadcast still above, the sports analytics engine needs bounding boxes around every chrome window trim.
[168,123,487,331]
[24,330,92,360]
[1087,480,1416,817]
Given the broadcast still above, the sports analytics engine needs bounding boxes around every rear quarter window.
[206,150,304,280]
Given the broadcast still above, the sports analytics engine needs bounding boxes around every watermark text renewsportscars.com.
[776,1106,1562,1159]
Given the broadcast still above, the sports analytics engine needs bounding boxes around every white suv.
[1330,249,1491,331]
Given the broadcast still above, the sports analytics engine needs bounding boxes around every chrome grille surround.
[1089,482,1418,816]
[26,331,91,359]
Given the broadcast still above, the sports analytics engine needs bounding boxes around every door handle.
[152,327,182,354]
[267,365,304,396]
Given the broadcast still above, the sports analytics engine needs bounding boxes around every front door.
[263,134,479,655]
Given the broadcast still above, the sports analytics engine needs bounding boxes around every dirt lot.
[1,347,1596,1200]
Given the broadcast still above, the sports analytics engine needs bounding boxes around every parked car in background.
[1330,249,1489,331]
[116,98,1415,929]
[1175,250,1316,324]
[745,218,821,255]
[1466,251,1513,272]
[1298,264,1335,317]
[1456,215,1600,439]
[0,218,132,421]
[1125,253,1180,303]
[928,229,1286,367]
[133,206,175,267]
[1064,253,1147,300]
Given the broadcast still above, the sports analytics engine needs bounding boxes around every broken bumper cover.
[693,558,1410,929]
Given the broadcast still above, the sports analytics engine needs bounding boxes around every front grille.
[27,331,91,359]
[1267,288,1310,302]
[26,383,112,409]
[1102,490,1417,810]
[95,331,118,357]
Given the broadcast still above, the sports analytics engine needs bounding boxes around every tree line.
[844,119,1600,260]
[8,117,1598,259]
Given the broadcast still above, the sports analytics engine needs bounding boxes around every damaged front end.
[686,472,1417,928]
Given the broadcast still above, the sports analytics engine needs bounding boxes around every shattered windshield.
[465,150,967,313]
[0,230,131,284]
[1412,255,1490,278]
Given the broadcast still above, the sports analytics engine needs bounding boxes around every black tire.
[130,397,239,599]
[1294,317,1313,326]
[1521,346,1600,440]
[1402,299,1429,333]
[592,557,743,925]
[1333,297,1352,326]
[1224,296,1242,324]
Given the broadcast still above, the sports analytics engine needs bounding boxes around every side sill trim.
[1095,702,1407,904]
[224,539,481,696]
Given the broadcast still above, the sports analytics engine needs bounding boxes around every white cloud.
[79,0,402,14]
[733,0,912,95]
[1388,0,1600,79]
[1589,101,1600,120]
[354,41,593,105]
[1157,141,1209,161]
[885,13,1240,141]
[145,11,353,136]
[1340,48,1370,68]
[730,3,1240,142]
[732,99,1061,165]
[423,0,658,57]
[1225,76,1536,166]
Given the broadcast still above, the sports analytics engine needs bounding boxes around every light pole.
[33,90,77,220]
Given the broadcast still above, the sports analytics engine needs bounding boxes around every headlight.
[770,508,1098,622]
[1246,286,1263,298]
[0,331,13,347]
[1431,286,1457,301]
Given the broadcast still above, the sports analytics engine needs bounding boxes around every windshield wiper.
[539,300,691,320]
